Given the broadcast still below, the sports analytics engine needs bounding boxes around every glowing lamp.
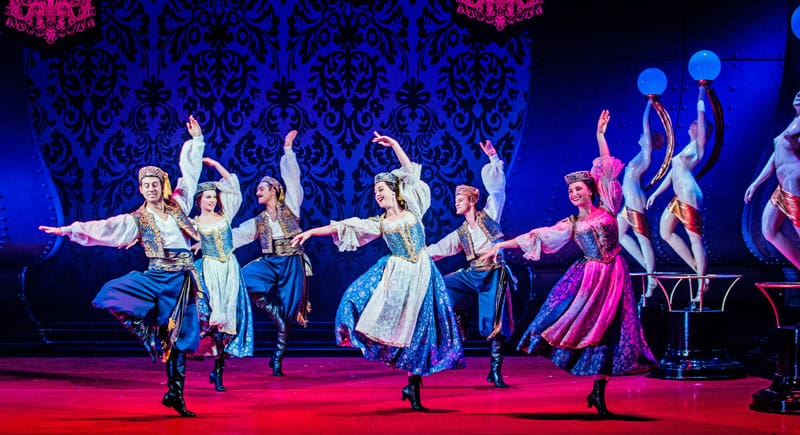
[688,50,721,82]
[792,6,800,39]
[637,68,668,96]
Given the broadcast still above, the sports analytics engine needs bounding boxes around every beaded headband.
[564,170,592,185]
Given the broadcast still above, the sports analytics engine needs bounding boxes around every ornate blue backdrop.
[3,0,800,350]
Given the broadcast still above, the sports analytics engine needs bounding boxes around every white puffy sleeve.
[172,136,206,214]
[514,218,575,261]
[231,217,257,249]
[217,174,243,221]
[281,147,303,217]
[394,162,430,218]
[64,214,140,248]
[481,155,506,222]
[426,230,463,261]
[330,217,383,252]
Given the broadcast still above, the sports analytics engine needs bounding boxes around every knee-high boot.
[587,378,612,416]
[208,332,226,392]
[487,337,509,388]
[162,352,196,417]
[111,311,160,363]
[401,375,427,411]
[259,303,288,377]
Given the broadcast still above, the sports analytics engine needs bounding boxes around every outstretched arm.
[291,224,335,247]
[596,109,611,158]
[373,131,412,168]
[744,153,776,203]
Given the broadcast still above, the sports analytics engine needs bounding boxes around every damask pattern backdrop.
[25,0,531,321]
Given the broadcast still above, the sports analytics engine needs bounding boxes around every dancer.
[646,86,711,302]
[232,130,310,377]
[618,100,664,299]
[481,110,656,416]
[744,89,800,272]
[427,139,515,388]
[192,157,254,391]
[39,115,207,417]
[291,132,464,411]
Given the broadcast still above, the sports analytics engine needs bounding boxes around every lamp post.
[637,67,675,190]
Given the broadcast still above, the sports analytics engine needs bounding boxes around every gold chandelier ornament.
[4,0,96,44]
[456,0,544,31]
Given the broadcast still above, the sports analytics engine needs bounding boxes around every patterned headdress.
[138,165,172,200]
[564,170,593,185]
[259,176,285,202]
[197,181,218,193]
[455,184,480,203]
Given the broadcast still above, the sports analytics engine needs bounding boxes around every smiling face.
[374,181,397,209]
[199,190,218,213]
[567,181,593,208]
[256,183,277,205]
[139,176,163,204]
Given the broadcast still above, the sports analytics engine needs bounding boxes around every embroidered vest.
[456,211,504,261]
[255,204,302,254]
[131,202,200,259]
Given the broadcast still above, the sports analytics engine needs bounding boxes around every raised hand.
[186,114,203,138]
[203,157,220,168]
[597,109,610,135]
[480,139,497,158]
[285,130,298,148]
[372,131,399,148]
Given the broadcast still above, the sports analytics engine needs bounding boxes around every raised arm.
[480,140,506,222]
[744,152,776,203]
[695,86,707,161]
[280,130,303,217]
[205,157,242,218]
[596,109,611,158]
[173,115,206,214]
[373,131,412,169]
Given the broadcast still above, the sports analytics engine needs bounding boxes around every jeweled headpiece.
[197,181,218,193]
[259,176,285,202]
[455,184,480,203]
[138,165,172,200]
[564,170,592,185]
[374,172,399,187]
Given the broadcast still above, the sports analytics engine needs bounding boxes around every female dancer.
[193,157,254,391]
[646,87,710,302]
[618,100,663,298]
[481,110,656,416]
[291,132,464,411]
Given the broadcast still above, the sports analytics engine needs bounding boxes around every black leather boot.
[401,375,427,411]
[162,352,196,417]
[112,311,161,363]
[487,337,509,388]
[208,332,227,391]
[587,378,612,416]
[263,304,288,377]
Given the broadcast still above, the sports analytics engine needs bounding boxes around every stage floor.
[0,356,795,434]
